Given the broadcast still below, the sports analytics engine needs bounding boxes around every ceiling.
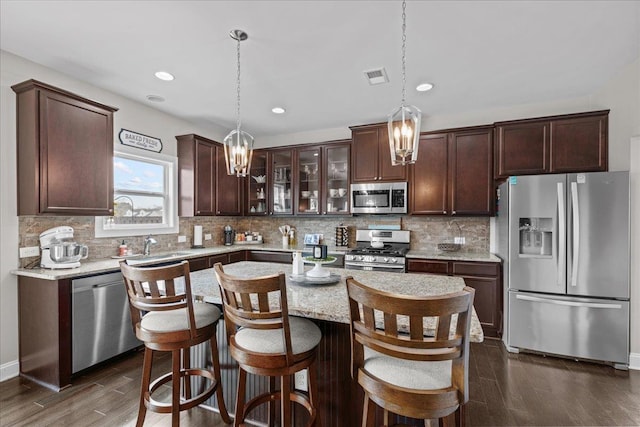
[1,1,638,139]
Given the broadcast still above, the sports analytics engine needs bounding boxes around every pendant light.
[387,0,421,166]
[223,29,254,177]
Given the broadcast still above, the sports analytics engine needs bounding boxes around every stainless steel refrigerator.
[496,171,630,369]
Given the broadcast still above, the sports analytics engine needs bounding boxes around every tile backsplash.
[18,215,489,267]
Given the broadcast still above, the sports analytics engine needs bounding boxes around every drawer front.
[189,257,210,272]
[207,254,229,267]
[407,259,449,275]
[249,251,292,264]
[228,251,247,263]
[452,261,499,277]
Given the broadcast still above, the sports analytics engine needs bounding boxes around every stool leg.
[362,393,375,427]
[182,347,191,400]
[172,349,181,427]
[383,409,390,426]
[234,367,247,427]
[308,361,320,427]
[209,336,231,424]
[280,375,292,427]
[136,347,153,427]
[268,376,276,426]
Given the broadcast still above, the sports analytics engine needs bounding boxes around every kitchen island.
[189,261,482,426]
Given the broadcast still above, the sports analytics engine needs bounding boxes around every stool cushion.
[141,302,221,333]
[363,348,452,390]
[235,316,321,355]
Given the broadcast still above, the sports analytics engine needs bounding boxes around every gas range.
[345,230,410,273]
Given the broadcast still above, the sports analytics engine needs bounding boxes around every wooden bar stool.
[120,260,231,427]
[213,262,321,427]
[346,276,475,427]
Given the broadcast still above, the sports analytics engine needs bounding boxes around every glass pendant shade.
[387,103,421,165]
[223,128,254,177]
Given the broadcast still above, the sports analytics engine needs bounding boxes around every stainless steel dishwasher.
[71,271,141,373]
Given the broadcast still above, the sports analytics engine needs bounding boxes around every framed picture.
[304,234,320,245]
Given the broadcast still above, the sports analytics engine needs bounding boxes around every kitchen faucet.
[143,235,157,256]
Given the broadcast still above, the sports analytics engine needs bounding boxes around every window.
[95,151,178,237]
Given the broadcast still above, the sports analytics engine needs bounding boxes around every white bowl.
[329,189,339,197]
[338,188,347,197]
[312,190,318,197]
[301,191,310,198]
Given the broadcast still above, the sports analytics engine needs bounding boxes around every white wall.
[1,49,639,377]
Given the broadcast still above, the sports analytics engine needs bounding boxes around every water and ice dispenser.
[519,217,552,257]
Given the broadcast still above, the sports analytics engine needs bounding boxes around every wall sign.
[119,129,163,153]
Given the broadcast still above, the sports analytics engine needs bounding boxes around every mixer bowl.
[50,242,89,263]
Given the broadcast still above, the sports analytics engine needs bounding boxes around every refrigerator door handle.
[515,294,622,309]
[570,182,580,287]
[557,182,566,287]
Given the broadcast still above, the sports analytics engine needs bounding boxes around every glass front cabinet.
[270,149,294,215]
[296,147,321,215]
[323,143,350,215]
[246,149,268,215]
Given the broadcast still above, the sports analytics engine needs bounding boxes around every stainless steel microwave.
[350,182,407,214]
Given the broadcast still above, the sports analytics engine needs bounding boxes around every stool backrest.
[346,276,475,401]
[120,260,197,337]
[213,263,294,364]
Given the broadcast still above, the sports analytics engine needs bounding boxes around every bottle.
[292,251,304,276]
[289,228,297,247]
[118,240,128,257]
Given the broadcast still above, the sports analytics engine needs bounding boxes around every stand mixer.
[40,226,88,269]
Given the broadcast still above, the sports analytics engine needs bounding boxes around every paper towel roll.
[193,225,203,247]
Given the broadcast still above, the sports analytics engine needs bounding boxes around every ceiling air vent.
[364,68,389,85]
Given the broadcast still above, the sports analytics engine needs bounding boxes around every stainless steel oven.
[350,182,407,214]
[345,230,410,273]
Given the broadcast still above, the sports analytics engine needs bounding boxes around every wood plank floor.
[1,340,638,426]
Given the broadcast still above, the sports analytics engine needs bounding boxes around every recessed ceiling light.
[146,95,165,102]
[272,107,286,114]
[154,71,175,81]
[416,83,434,92]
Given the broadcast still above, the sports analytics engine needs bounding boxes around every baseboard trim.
[0,360,19,382]
[629,352,640,370]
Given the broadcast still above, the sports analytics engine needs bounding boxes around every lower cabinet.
[188,251,247,271]
[247,250,293,264]
[407,259,502,338]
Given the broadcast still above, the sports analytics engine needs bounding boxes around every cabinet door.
[495,121,549,178]
[459,276,501,338]
[450,128,494,216]
[215,146,243,215]
[296,147,321,215]
[270,149,293,215]
[324,143,350,215]
[410,133,449,215]
[246,150,268,215]
[406,259,450,275]
[194,140,216,216]
[378,126,407,182]
[550,114,607,173]
[39,90,114,215]
[351,128,380,182]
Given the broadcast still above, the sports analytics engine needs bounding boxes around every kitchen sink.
[126,252,193,264]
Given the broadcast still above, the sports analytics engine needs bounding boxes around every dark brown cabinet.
[12,79,118,215]
[410,126,494,216]
[246,149,269,216]
[188,251,246,271]
[177,134,243,217]
[350,123,407,182]
[495,110,608,178]
[407,259,502,338]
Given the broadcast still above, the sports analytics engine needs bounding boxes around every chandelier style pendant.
[387,1,422,166]
[223,29,254,177]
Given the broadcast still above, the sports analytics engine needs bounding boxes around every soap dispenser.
[292,251,304,276]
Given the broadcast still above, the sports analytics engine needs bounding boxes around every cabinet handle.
[270,211,273,215]
[452,210,457,215]
[323,211,326,215]
[197,211,201,214]
[443,211,447,214]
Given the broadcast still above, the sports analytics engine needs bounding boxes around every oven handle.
[344,262,405,270]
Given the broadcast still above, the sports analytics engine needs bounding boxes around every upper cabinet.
[494,110,608,179]
[12,79,118,215]
[176,134,243,217]
[350,123,407,182]
[296,141,351,216]
[411,126,494,216]
[270,148,294,216]
[246,149,269,216]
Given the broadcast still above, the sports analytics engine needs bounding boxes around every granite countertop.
[191,261,484,343]
[406,250,501,263]
[11,242,499,280]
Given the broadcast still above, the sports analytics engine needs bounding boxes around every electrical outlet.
[204,233,212,241]
[294,369,308,392]
[178,235,187,243]
[454,237,465,244]
[19,246,40,258]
